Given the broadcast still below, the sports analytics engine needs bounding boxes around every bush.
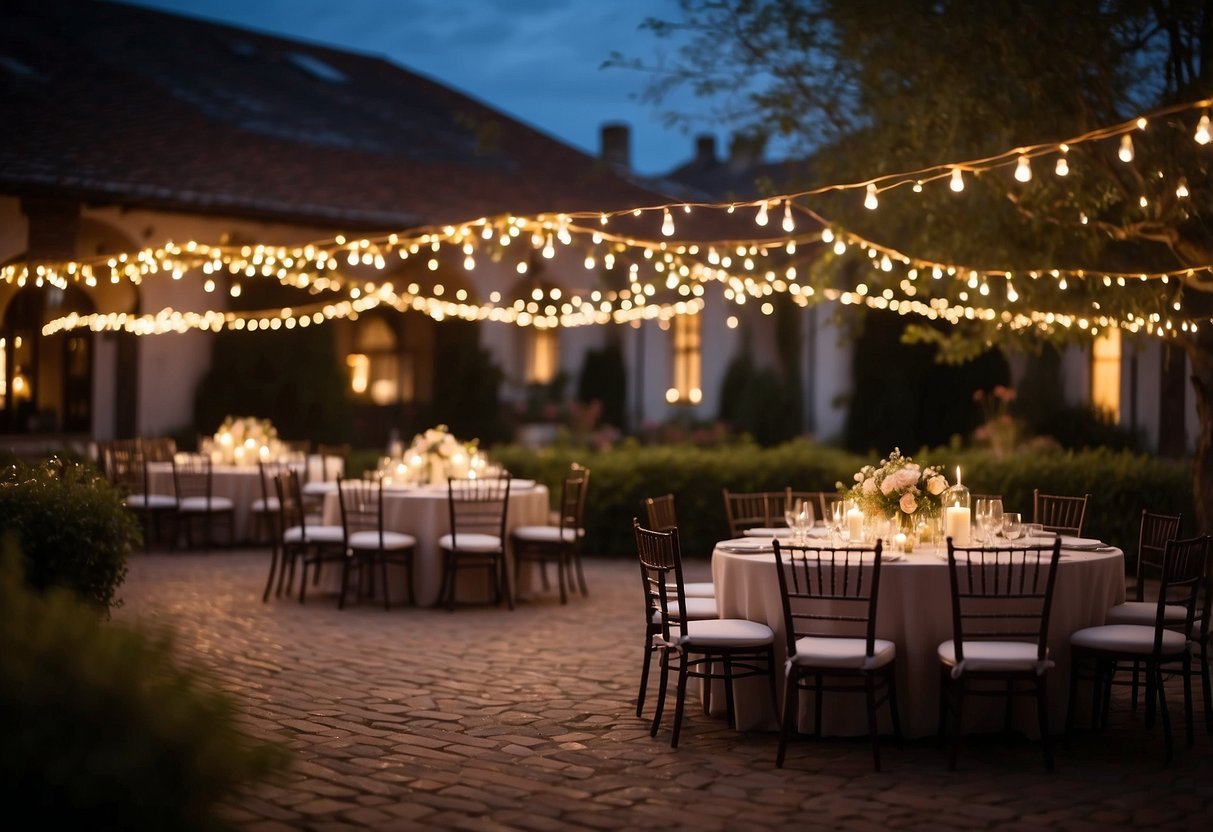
[491,440,1193,561]
[0,542,288,830]
[0,457,138,610]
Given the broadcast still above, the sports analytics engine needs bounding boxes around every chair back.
[337,475,382,545]
[772,540,884,659]
[171,453,215,507]
[105,440,152,497]
[723,489,781,536]
[1153,535,1212,652]
[1132,509,1183,601]
[274,468,310,539]
[644,493,678,531]
[558,464,590,536]
[257,459,291,528]
[1032,489,1090,536]
[307,444,349,484]
[447,474,511,545]
[633,519,688,644]
[141,436,177,463]
[945,538,1062,663]
[785,490,827,524]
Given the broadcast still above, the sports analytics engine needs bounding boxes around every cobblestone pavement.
[115,550,1213,831]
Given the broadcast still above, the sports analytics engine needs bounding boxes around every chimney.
[695,134,717,165]
[600,122,631,170]
[728,132,766,172]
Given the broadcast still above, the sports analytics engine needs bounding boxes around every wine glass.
[785,500,803,544]
[1003,511,1023,541]
[796,500,814,543]
[831,501,847,545]
[986,498,1004,541]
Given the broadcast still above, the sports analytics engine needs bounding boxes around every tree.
[617,0,1213,527]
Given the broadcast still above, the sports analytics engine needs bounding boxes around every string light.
[782,201,796,232]
[1177,178,1190,198]
[1055,156,1069,176]
[1196,113,1211,145]
[661,209,675,237]
[949,168,965,192]
[1118,134,1134,162]
[755,200,770,227]
[1014,155,1032,182]
[864,184,879,210]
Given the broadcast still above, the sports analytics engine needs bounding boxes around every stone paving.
[114,549,1213,831]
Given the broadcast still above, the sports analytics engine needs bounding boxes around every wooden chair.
[937,536,1063,771]
[255,460,291,602]
[633,520,777,748]
[1103,510,1185,711]
[772,539,901,770]
[511,464,590,604]
[722,489,782,537]
[439,475,513,611]
[1032,489,1090,536]
[274,468,346,603]
[170,452,234,549]
[1069,535,1211,761]
[337,476,417,610]
[105,440,176,551]
[642,493,715,600]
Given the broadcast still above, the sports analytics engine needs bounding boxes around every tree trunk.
[1186,329,1213,533]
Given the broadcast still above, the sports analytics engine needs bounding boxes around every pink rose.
[899,492,918,514]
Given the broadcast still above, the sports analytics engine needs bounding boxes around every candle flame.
[955,466,962,486]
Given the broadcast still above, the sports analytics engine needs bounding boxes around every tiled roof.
[0,0,674,230]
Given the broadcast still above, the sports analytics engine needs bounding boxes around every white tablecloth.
[321,483,551,606]
[710,541,1126,738]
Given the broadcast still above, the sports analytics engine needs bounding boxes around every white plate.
[743,527,791,538]
[1060,536,1105,550]
[510,478,537,491]
[717,539,773,554]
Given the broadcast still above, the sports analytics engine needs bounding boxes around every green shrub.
[0,542,288,830]
[0,457,138,610]
[491,441,1193,560]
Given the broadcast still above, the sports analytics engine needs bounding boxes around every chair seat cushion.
[1103,601,1188,626]
[284,524,345,545]
[1071,624,1187,655]
[651,596,718,623]
[511,525,577,544]
[681,581,716,598]
[126,493,176,510]
[251,497,280,513]
[178,495,234,512]
[681,618,774,649]
[938,640,1051,677]
[348,530,416,551]
[791,636,896,670]
[438,532,502,553]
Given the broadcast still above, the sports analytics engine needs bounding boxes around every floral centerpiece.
[392,425,483,486]
[838,448,949,532]
[211,415,280,465]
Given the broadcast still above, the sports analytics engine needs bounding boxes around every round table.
[710,538,1126,738]
[321,482,551,606]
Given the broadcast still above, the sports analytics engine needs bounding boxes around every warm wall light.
[347,353,369,394]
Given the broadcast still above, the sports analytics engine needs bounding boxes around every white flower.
[927,475,947,495]
[862,477,877,495]
[899,492,918,514]
[854,472,864,483]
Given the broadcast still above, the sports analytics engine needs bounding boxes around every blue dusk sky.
[123,0,722,175]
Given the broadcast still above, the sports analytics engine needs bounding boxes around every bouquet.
[403,425,479,485]
[838,448,949,526]
[212,415,279,464]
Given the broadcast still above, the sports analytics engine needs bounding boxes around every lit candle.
[894,532,907,552]
[847,507,864,542]
[945,505,971,545]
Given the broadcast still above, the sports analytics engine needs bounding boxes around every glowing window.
[526,329,558,384]
[669,314,702,404]
[1091,329,1121,420]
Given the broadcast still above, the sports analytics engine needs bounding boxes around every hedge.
[491,440,1195,566]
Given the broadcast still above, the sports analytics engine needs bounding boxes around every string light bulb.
[755,200,769,227]
[949,168,965,192]
[1014,155,1032,182]
[661,209,675,237]
[1177,178,1190,199]
[1055,156,1069,176]
[782,201,795,232]
[1196,113,1211,145]
[1118,134,1134,162]
[864,184,879,210]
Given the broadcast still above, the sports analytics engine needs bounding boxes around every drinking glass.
[1003,512,1023,541]
[785,501,803,544]
[831,501,847,545]
[986,498,1004,540]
